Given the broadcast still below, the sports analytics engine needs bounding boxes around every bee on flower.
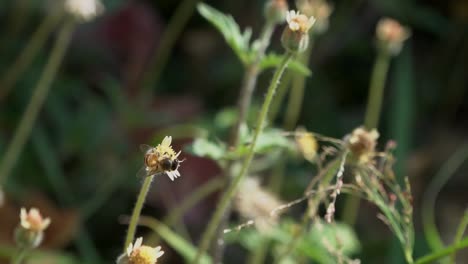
[117,237,164,264]
[281,10,316,52]
[15,207,51,248]
[138,136,183,181]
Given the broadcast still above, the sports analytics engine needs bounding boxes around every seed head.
[347,127,379,163]
[376,18,410,55]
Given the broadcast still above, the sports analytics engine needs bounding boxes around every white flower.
[64,0,104,22]
[126,237,164,264]
[286,10,315,33]
[20,207,51,232]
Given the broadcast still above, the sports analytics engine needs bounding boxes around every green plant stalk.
[0,11,63,101]
[342,49,391,226]
[192,52,293,264]
[141,0,200,96]
[268,72,292,122]
[0,19,75,187]
[451,210,468,263]
[12,247,28,264]
[422,143,468,252]
[123,175,154,251]
[230,21,275,146]
[415,237,468,264]
[283,42,313,130]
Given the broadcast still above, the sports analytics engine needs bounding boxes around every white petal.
[42,218,51,229]
[126,243,133,256]
[174,150,182,158]
[167,171,175,181]
[134,237,143,249]
[161,136,172,147]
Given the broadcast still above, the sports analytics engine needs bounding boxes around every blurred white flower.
[64,0,104,22]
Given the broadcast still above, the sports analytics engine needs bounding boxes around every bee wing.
[136,166,152,179]
[140,144,153,153]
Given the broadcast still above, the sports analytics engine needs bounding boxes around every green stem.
[141,0,200,96]
[0,19,75,187]
[0,11,63,101]
[12,247,28,264]
[415,237,468,264]
[450,210,468,263]
[230,22,275,146]
[422,143,468,252]
[342,49,391,226]
[283,42,313,130]
[192,52,293,264]
[268,72,292,122]
[123,175,154,251]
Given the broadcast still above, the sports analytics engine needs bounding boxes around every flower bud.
[264,0,289,24]
[15,208,51,249]
[281,10,315,53]
[376,18,410,55]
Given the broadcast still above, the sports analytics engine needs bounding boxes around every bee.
[137,136,183,181]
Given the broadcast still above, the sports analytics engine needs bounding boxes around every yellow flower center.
[129,246,159,264]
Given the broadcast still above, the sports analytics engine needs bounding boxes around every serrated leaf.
[187,138,226,160]
[197,3,252,64]
[260,53,312,76]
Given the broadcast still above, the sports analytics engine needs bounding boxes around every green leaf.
[308,221,361,256]
[139,217,212,264]
[260,53,312,76]
[197,3,252,64]
[187,138,226,160]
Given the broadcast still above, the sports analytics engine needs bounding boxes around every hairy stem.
[0,19,75,186]
[0,11,63,101]
[12,247,28,264]
[192,52,293,264]
[342,49,391,225]
[123,175,154,251]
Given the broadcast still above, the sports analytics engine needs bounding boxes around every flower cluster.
[15,208,51,248]
[281,10,316,52]
[376,18,411,55]
[117,237,164,264]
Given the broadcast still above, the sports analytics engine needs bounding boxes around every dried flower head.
[295,128,318,162]
[20,207,51,232]
[120,237,164,264]
[282,10,315,52]
[64,0,104,22]
[347,127,379,163]
[376,18,411,55]
[296,0,333,33]
[235,177,283,233]
[264,0,289,24]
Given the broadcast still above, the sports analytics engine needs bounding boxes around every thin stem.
[342,49,391,226]
[283,42,313,130]
[230,22,275,146]
[415,237,468,264]
[268,72,292,122]
[12,247,28,264]
[141,0,200,96]
[422,143,468,252]
[450,209,468,263]
[192,52,293,264]
[123,175,155,251]
[0,19,75,187]
[0,11,63,101]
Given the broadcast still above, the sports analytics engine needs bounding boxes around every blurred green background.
[0,0,467,263]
